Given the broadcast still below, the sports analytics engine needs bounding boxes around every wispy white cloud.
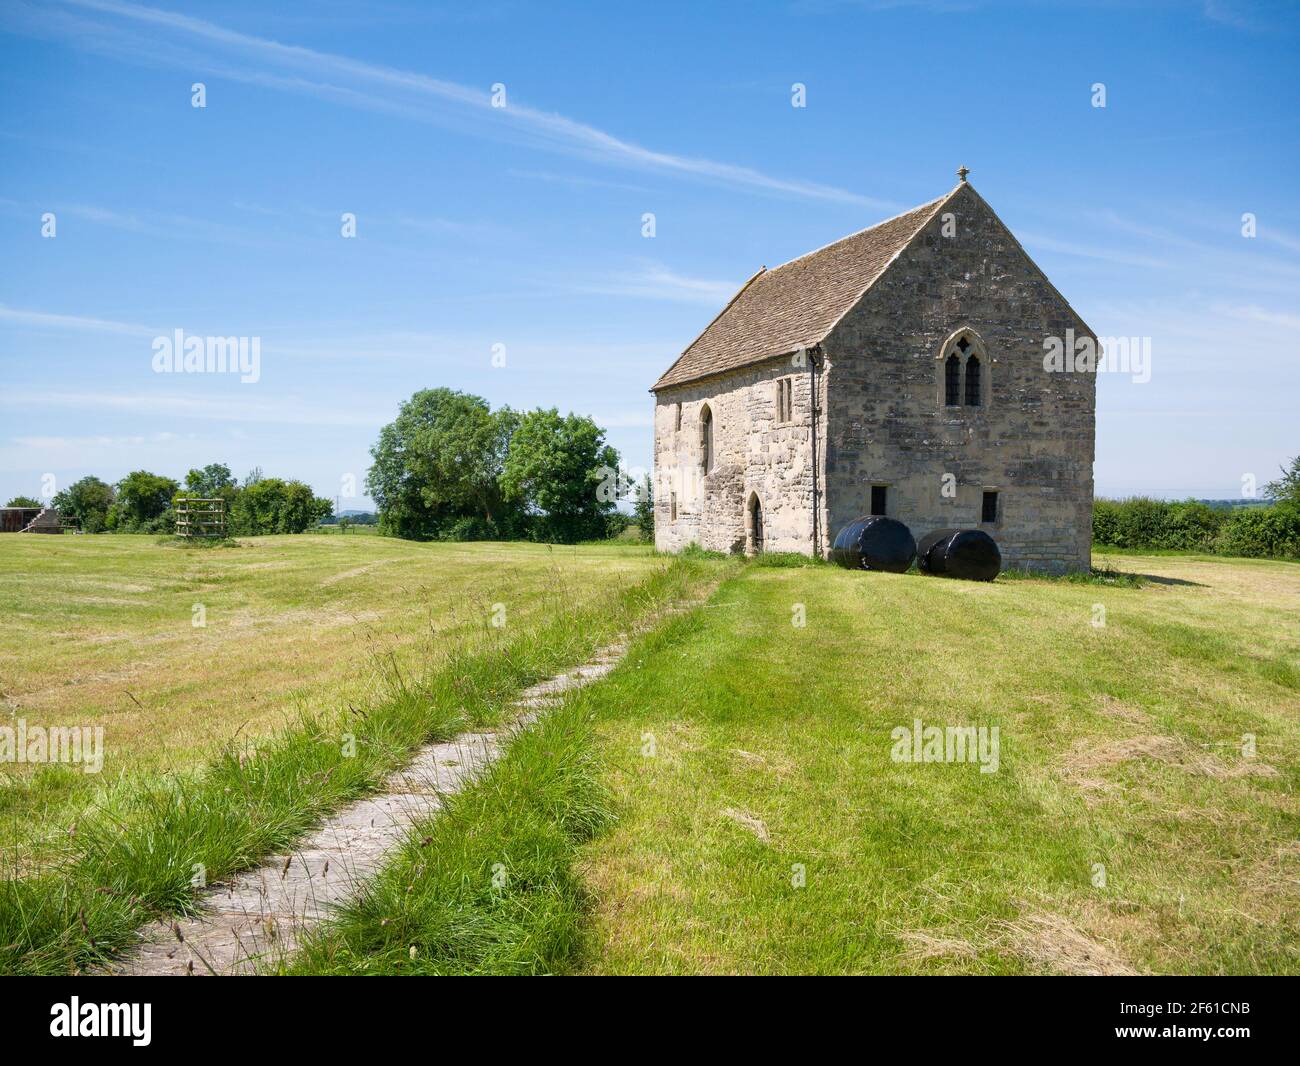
[506,169,657,195]
[0,304,157,335]
[570,264,741,306]
[1260,227,1300,255]
[1199,0,1274,31]
[590,412,655,429]
[13,431,177,449]
[1210,302,1300,331]
[56,201,259,244]
[36,0,887,208]
[1018,231,1174,271]
[0,196,273,246]
[0,431,183,474]
[0,389,389,428]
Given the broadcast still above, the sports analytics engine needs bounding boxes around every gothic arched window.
[937,329,989,410]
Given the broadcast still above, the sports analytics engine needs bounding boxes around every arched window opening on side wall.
[700,405,714,474]
[964,355,981,406]
[748,494,764,553]
[944,354,961,406]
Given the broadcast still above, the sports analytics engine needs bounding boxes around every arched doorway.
[747,493,764,554]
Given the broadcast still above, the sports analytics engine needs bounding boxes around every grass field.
[0,534,662,775]
[2,535,1296,975]
[0,534,679,882]
[569,552,1300,974]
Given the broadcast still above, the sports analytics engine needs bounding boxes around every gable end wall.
[822,184,1096,573]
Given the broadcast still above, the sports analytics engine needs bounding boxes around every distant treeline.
[319,512,378,525]
[1093,457,1300,558]
[43,463,332,535]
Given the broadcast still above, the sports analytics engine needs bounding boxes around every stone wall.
[652,357,825,554]
[822,183,1096,573]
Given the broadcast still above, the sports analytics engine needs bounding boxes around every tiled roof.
[651,190,952,391]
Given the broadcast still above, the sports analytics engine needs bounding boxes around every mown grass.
[0,535,668,865]
[998,563,1145,587]
[0,534,666,778]
[0,550,723,975]
[568,552,1299,975]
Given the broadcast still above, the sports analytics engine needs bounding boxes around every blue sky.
[1,0,1297,509]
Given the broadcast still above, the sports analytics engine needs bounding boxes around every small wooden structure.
[175,497,227,539]
[0,507,63,534]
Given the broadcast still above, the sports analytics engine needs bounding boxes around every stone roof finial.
[957,165,970,183]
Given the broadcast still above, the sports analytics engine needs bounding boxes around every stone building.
[649,172,1097,573]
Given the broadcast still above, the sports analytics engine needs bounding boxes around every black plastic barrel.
[917,528,1001,581]
[829,516,916,573]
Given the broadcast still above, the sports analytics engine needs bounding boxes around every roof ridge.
[764,190,953,275]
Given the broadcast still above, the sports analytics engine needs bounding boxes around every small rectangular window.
[871,485,887,516]
[776,378,793,422]
[674,403,682,431]
[670,492,677,521]
[981,490,998,524]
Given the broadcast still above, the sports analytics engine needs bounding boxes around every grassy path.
[569,554,1299,974]
[118,642,630,975]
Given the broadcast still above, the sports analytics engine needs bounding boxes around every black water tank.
[917,528,1002,581]
[829,516,916,573]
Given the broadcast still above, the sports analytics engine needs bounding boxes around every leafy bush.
[52,476,115,533]
[229,478,332,535]
[1091,498,1121,547]
[1093,497,1223,551]
[1094,496,1297,559]
[103,470,180,532]
[1215,502,1300,559]
[439,515,500,542]
[634,474,654,541]
[1155,501,1223,550]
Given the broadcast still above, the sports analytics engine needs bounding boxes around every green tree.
[52,476,115,533]
[5,496,41,508]
[1265,455,1300,505]
[367,388,520,540]
[500,408,620,543]
[184,463,237,497]
[230,478,332,534]
[634,474,655,541]
[111,470,180,531]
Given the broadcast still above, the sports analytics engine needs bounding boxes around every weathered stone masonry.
[651,178,1096,573]
[652,359,826,555]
